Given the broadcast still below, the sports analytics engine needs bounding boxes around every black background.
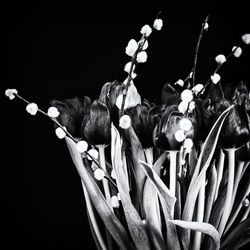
[2,1,250,249]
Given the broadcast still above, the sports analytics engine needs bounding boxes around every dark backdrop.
[2,1,250,249]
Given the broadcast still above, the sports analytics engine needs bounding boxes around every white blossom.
[142,40,148,50]
[153,19,163,30]
[181,89,193,103]
[136,51,147,63]
[232,46,242,57]
[26,103,38,115]
[76,140,88,153]
[183,138,194,152]
[188,101,196,112]
[5,89,18,100]
[140,25,152,37]
[116,82,141,110]
[179,118,192,131]
[175,129,186,142]
[175,79,184,87]
[111,195,120,208]
[124,62,135,73]
[94,168,105,181]
[204,22,209,31]
[119,115,131,129]
[211,73,221,84]
[125,39,138,57]
[215,54,226,65]
[87,149,99,160]
[55,127,66,139]
[192,84,204,95]
[242,198,249,207]
[242,33,250,45]
[178,101,189,114]
[111,169,116,179]
[47,107,60,118]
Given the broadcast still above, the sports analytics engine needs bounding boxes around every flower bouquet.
[5,13,250,250]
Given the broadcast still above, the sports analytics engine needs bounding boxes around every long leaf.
[111,125,151,250]
[181,105,234,249]
[220,218,250,250]
[170,220,220,250]
[140,160,181,250]
[128,126,147,213]
[65,137,133,250]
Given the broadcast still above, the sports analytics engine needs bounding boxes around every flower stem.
[193,173,206,250]
[169,151,178,197]
[214,149,225,201]
[218,148,235,237]
[81,181,107,250]
[224,177,250,233]
[98,146,114,250]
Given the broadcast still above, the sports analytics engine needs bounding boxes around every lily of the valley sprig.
[5,13,250,250]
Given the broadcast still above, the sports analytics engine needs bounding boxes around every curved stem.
[218,148,235,236]
[81,181,107,250]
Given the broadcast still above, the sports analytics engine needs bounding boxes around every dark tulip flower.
[203,81,250,149]
[219,105,250,149]
[161,82,182,106]
[50,96,91,138]
[153,105,196,150]
[99,80,124,125]
[127,100,162,148]
[82,100,111,146]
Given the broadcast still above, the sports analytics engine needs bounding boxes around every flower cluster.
[5,13,250,250]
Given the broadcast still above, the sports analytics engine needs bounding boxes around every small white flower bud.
[192,84,204,95]
[124,62,135,73]
[111,169,116,179]
[175,130,186,142]
[178,101,189,114]
[117,192,121,200]
[142,40,148,50]
[215,54,226,65]
[125,39,138,57]
[242,198,249,207]
[175,79,184,87]
[204,22,209,31]
[111,195,120,208]
[232,46,242,58]
[181,89,193,103]
[76,140,88,153]
[136,51,147,63]
[87,149,99,160]
[179,118,192,131]
[183,138,194,152]
[140,25,152,37]
[47,107,60,118]
[55,127,66,139]
[188,101,196,112]
[242,33,250,45]
[94,168,105,181]
[153,19,163,30]
[26,103,38,115]
[211,73,221,84]
[119,115,131,129]
[5,89,18,100]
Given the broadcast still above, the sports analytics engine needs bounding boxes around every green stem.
[193,173,206,250]
[224,179,250,233]
[214,149,225,201]
[218,148,235,237]
[169,151,178,198]
[98,146,114,250]
[81,181,107,250]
